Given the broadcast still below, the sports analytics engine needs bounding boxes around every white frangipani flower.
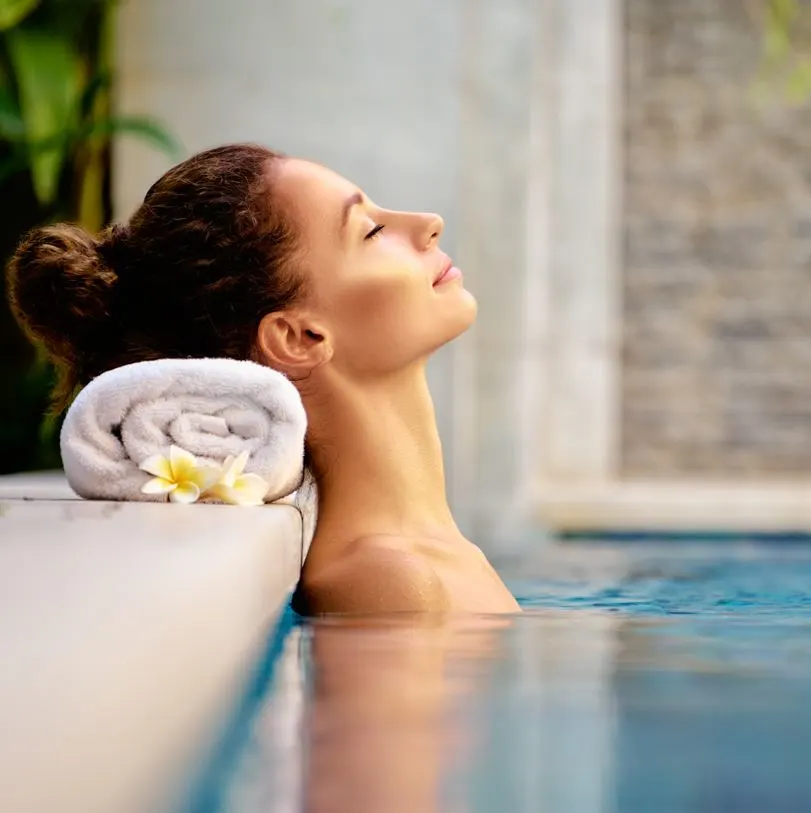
[139,445,220,504]
[207,450,270,506]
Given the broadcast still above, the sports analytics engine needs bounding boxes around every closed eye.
[365,224,385,240]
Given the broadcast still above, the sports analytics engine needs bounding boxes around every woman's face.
[276,159,477,378]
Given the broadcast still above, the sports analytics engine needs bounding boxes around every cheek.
[331,275,434,361]
[339,275,424,332]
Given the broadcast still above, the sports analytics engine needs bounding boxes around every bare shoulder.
[300,536,450,615]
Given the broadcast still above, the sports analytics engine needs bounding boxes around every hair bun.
[7,224,118,367]
[97,222,132,269]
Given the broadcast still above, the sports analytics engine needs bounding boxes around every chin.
[456,288,478,329]
[438,289,478,347]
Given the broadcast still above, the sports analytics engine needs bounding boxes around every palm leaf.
[4,25,83,205]
[0,0,40,31]
[0,83,24,138]
[79,114,183,160]
[79,70,111,119]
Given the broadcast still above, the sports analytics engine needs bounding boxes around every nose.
[412,212,444,250]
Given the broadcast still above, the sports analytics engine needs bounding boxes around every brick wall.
[623,0,811,476]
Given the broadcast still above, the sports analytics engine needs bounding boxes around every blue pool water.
[187,541,811,813]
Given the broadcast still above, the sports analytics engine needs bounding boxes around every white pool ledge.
[0,475,303,813]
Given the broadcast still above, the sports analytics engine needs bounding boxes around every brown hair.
[6,143,303,413]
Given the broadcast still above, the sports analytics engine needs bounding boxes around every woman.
[8,144,520,615]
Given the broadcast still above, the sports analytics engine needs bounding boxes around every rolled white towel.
[60,358,307,503]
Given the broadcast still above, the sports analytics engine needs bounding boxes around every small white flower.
[207,450,269,506]
[139,445,220,504]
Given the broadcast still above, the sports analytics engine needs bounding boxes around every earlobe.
[256,311,332,375]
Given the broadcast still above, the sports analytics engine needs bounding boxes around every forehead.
[275,158,357,229]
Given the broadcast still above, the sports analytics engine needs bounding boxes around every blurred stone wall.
[622,0,811,477]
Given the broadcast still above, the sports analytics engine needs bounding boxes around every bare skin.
[296,362,518,614]
[257,159,520,615]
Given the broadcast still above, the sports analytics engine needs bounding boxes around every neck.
[303,364,459,546]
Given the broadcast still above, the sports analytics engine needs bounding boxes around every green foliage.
[757,0,811,104]
[0,0,182,473]
[0,1,182,215]
[6,26,84,204]
[0,0,40,32]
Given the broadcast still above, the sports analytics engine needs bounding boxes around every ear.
[255,310,332,376]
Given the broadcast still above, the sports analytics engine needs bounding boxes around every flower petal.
[169,445,199,482]
[192,464,224,493]
[204,482,229,503]
[232,450,250,478]
[169,481,201,504]
[218,454,239,488]
[139,454,173,480]
[205,483,244,506]
[231,473,270,506]
[141,477,177,495]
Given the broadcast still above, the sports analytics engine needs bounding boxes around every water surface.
[191,542,811,813]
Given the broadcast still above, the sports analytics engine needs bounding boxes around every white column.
[542,0,624,484]
[452,0,623,550]
[452,0,537,549]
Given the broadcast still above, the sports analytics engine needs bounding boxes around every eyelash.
[365,224,385,240]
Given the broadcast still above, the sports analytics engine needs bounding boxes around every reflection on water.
[195,543,811,813]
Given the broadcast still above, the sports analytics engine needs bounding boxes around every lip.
[433,261,463,286]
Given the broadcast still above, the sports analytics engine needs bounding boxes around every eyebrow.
[340,191,364,233]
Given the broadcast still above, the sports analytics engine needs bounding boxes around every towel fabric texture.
[60,358,307,503]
